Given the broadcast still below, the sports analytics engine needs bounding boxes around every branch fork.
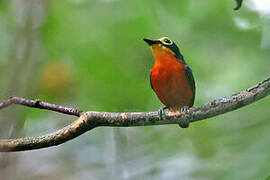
[0,77,269,152]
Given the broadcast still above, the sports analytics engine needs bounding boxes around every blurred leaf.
[234,0,243,10]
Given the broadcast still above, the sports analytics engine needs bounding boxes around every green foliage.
[0,0,270,179]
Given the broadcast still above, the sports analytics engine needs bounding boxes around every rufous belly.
[151,59,193,111]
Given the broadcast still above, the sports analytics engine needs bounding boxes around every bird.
[143,37,195,128]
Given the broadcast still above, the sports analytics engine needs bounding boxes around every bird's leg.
[178,106,190,128]
[158,106,168,120]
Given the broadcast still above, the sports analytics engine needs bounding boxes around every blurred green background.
[0,0,270,179]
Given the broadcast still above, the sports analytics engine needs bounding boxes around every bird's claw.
[158,107,168,120]
[181,106,188,113]
[157,106,190,128]
[178,106,190,128]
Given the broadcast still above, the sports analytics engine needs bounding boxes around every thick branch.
[0,77,269,152]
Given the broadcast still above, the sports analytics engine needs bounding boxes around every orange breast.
[150,54,194,111]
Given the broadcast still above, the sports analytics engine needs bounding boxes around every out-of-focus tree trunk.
[0,0,49,177]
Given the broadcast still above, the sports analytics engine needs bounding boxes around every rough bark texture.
[0,97,83,117]
[0,77,269,152]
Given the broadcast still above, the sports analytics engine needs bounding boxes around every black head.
[143,37,183,59]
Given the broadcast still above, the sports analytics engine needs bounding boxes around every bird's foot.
[158,107,168,120]
[181,106,189,113]
[178,106,190,128]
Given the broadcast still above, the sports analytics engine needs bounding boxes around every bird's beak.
[143,38,157,46]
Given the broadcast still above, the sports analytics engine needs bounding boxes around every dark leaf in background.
[234,0,243,10]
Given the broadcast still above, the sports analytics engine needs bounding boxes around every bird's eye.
[161,38,173,45]
[164,39,171,44]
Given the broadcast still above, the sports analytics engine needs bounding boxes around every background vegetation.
[0,0,270,179]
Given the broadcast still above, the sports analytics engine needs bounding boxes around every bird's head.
[143,37,183,60]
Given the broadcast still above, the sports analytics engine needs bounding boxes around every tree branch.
[0,77,270,152]
[0,96,83,117]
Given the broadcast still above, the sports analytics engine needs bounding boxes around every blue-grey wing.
[184,64,196,106]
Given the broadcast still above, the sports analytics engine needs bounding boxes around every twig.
[0,97,83,117]
[0,77,270,152]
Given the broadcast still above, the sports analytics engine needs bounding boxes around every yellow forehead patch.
[156,37,170,41]
[156,36,174,46]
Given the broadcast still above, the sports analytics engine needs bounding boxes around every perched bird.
[144,37,195,128]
